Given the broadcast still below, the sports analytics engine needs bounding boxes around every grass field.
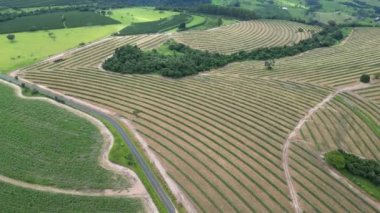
[109,7,178,25]
[18,24,380,212]
[0,82,130,190]
[0,182,142,212]
[119,14,192,35]
[0,7,179,74]
[0,11,120,34]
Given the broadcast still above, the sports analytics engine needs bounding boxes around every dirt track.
[282,83,371,213]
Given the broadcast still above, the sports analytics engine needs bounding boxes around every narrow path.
[282,83,370,213]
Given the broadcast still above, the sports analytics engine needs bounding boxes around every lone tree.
[178,22,186,31]
[217,17,223,26]
[360,74,370,83]
[6,34,15,42]
[264,59,275,70]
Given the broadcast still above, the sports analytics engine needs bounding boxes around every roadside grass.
[103,117,186,213]
[101,118,167,213]
[0,182,142,212]
[0,82,129,190]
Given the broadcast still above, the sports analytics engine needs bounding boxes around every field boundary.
[0,79,157,213]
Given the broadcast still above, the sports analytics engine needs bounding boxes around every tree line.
[325,150,380,186]
[103,25,345,78]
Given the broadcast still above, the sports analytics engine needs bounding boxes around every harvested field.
[211,28,380,87]
[19,27,380,212]
[172,20,319,54]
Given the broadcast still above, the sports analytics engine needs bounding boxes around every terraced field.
[210,28,380,87]
[172,20,320,54]
[17,26,379,212]
[299,94,380,157]
[355,82,380,105]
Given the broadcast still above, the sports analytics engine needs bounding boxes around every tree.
[264,59,275,70]
[6,34,15,42]
[325,151,346,170]
[360,74,370,83]
[328,20,337,27]
[178,22,186,31]
[374,73,380,80]
[217,17,223,26]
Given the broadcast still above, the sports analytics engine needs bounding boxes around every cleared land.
[18,24,380,212]
[172,20,319,54]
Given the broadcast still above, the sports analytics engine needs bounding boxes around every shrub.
[325,150,346,169]
[360,74,370,83]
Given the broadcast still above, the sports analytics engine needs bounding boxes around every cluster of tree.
[325,150,380,186]
[305,0,321,12]
[103,25,345,78]
[102,42,231,78]
[0,5,101,22]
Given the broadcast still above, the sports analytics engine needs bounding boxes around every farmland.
[0,82,130,189]
[0,7,179,74]
[18,21,380,212]
[0,11,120,34]
[173,20,320,54]
[0,182,142,212]
[0,80,146,211]
[119,14,192,35]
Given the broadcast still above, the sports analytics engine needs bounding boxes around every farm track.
[16,26,380,212]
[283,83,371,213]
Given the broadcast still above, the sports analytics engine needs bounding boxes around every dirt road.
[282,83,371,213]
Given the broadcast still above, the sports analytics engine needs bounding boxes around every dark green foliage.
[0,0,210,8]
[325,150,346,169]
[102,43,230,78]
[178,22,187,30]
[360,74,371,83]
[6,34,15,42]
[105,26,345,78]
[118,14,191,35]
[196,4,257,20]
[0,11,120,34]
[325,150,380,186]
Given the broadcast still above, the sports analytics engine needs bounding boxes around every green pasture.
[0,7,179,74]
[0,82,129,190]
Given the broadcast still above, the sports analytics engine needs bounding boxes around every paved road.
[0,75,176,213]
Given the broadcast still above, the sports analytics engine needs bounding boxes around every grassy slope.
[340,170,380,201]
[0,7,177,74]
[0,182,142,212]
[0,82,129,190]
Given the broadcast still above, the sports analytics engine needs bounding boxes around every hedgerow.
[104,26,345,78]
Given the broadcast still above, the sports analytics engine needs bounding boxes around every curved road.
[0,75,176,213]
